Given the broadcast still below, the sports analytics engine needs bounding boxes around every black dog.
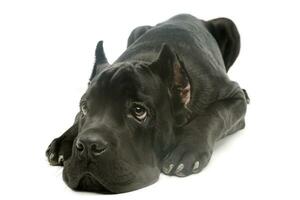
[46,14,249,193]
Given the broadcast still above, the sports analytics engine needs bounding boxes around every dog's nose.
[75,134,108,157]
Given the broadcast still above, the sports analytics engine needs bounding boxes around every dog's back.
[117,14,240,109]
[118,14,224,72]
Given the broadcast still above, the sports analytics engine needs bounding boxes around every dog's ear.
[150,44,191,125]
[206,18,240,72]
[89,41,110,82]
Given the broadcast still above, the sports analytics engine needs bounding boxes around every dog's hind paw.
[161,145,212,177]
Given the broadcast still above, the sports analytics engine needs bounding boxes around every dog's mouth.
[63,169,136,194]
[63,162,160,193]
[63,149,161,193]
[76,173,113,194]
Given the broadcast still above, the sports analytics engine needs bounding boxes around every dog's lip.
[64,169,160,193]
[63,153,160,193]
[76,172,113,193]
[65,170,137,193]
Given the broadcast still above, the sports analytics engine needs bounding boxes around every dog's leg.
[46,121,78,166]
[162,90,247,177]
[127,25,152,47]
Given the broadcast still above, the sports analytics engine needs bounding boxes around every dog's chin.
[76,173,113,194]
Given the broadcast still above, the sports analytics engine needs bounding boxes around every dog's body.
[46,14,249,193]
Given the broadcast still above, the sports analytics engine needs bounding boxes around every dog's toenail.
[58,155,64,163]
[163,164,174,174]
[175,164,184,174]
[49,153,54,160]
[175,164,186,176]
[193,161,200,171]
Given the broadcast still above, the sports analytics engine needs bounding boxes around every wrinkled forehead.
[87,62,161,102]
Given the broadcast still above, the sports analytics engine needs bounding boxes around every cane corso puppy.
[46,14,249,193]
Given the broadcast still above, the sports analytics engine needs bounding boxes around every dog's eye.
[131,104,147,122]
[81,102,88,116]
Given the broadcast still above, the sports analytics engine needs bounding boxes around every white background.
[0,0,299,199]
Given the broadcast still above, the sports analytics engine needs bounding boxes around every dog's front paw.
[161,144,212,177]
[46,137,73,166]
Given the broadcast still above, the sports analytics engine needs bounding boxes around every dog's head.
[63,41,191,193]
